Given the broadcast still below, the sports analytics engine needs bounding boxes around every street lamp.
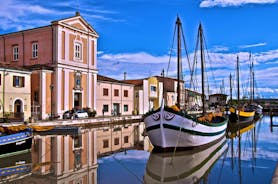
[50,84,54,120]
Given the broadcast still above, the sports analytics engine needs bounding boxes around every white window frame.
[74,42,82,61]
[32,42,38,58]
[13,45,19,61]
[150,85,157,98]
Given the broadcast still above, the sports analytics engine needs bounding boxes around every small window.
[124,136,129,143]
[103,139,109,148]
[124,105,128,112]
[32,42,38,58]
[114,138,119,145]
[150,85,157,92]
[124,90,128,97]
[13,45,19,61]
[103,88,109,96]
[13,76,25,87]
[114,89,119,96]
[103,104,109,112]
[34,91,39,102]
[74,42,82,60]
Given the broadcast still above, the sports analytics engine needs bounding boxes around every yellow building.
[0,66,31,121]
[126,76,185,114]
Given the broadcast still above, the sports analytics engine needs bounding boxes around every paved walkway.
[1,115,143,127]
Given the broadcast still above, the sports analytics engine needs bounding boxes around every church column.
[56,68,62,116]
[64,69,69,111]
[87,72,92,108]
[40,71,47,119]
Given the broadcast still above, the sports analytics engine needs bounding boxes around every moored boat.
[0,125,33,158]
[144,17,228,150]
[229,56,255,124]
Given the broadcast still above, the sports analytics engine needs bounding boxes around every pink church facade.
[0,12,98,120]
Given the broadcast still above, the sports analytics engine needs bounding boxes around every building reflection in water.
[96,122,146,156]
[0,121,146,184]
[26,128,98,184]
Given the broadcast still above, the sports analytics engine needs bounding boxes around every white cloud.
[200,0,277,8]
[98,52,169,64]
[210,46,229,52]
[97,48,278,97]
[239,43,267,49]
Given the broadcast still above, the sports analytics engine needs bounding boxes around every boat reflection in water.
[0,151,32,184]
[226,119,258,184]
[144,136,228,183]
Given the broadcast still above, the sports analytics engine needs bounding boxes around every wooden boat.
[229,56,255,123]
[0,151,32,183]
[144,17,228,150]
[0,125,33,158]
[144,136,228,183]
[229,106,255,123]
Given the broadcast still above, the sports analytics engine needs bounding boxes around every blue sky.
[1,0,278,98]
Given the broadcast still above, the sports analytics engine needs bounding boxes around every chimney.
[75,11,80,16]
[124,72,127,80]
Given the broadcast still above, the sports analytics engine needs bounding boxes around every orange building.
[0,12,98,120]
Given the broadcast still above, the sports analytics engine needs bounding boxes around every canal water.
[0,116,277,184]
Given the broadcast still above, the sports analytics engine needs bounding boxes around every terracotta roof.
[97,75,134,85]
[0,63,31,72]
[209,93,228,97]
[185,88,202,96]
[124,79,144,86]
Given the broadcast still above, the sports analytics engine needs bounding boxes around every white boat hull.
[144,108,228,149]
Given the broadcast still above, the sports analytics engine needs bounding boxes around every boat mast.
[199,24,206,115]
[230,73,233,104]
[237,55,240,106]
[176,17,181,108]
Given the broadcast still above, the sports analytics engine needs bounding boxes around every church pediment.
[53,13,98,37]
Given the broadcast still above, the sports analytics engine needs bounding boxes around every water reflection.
[144,136,228,183]
[0,151,32,183]
[226,120,257,184]
[1,116,277,183]
[0,122,145,184]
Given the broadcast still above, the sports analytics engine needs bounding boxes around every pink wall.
[0,26,53,66]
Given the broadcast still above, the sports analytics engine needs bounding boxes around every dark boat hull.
[229,112,254,123]
[0,131,33,158]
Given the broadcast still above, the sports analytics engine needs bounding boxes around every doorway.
[14,99,23,119]
[113,103,120,116]
[74,92,82,109]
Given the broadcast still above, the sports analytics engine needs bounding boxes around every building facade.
[126,76,185,115]
[96,75,134,117]
[0,66,31,121]
[209,93,228,107]
[184,88,203,110]
[0,12,98,120]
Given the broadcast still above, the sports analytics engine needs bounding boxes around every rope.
[166,23,177,77]
[171,120,184,163]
